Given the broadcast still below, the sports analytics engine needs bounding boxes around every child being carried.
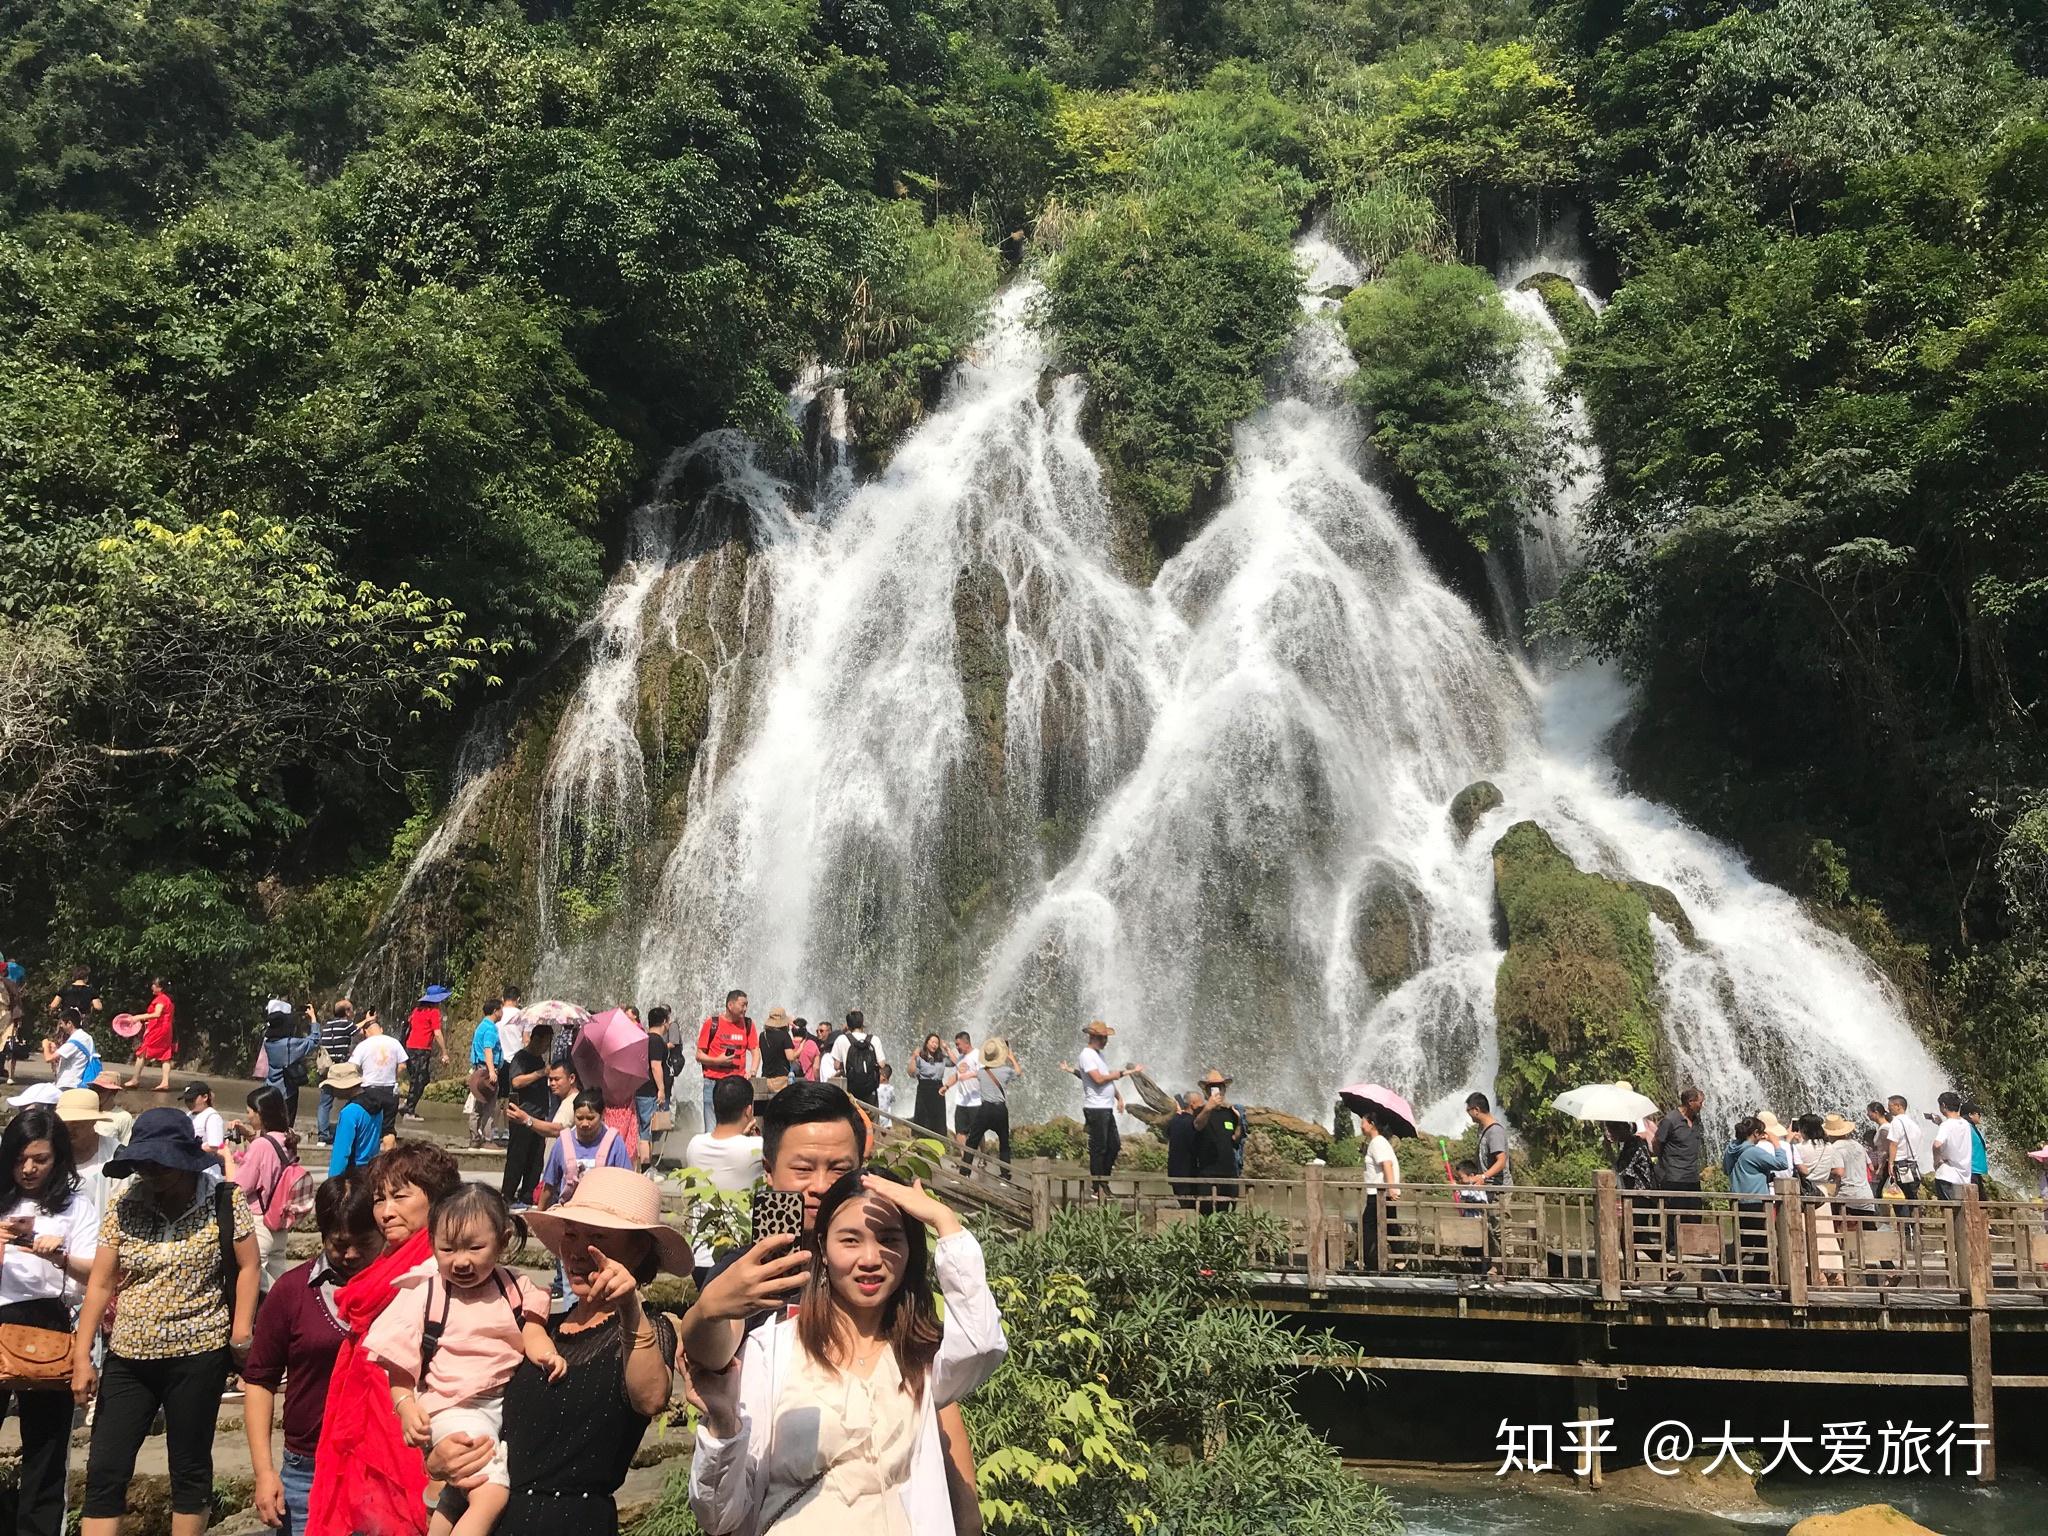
[366,1184,565,1536]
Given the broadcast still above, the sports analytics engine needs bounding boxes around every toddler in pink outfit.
[366,1185,564,1536]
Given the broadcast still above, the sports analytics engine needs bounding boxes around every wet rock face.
[1353,875,1429,991]
[1449,780,1504,843]
[1627,878,1700,948]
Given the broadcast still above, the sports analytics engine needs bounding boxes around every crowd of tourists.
[0,961,1016,1536]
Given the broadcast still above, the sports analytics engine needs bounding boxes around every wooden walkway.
[904,1137,2048,1481]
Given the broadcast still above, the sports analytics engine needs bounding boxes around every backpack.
[418,1270,519,1384]
[78,1033,102,1086]
[258,1134,316,1233]
[555,1127,619,1197]
[842,1035,880,1104]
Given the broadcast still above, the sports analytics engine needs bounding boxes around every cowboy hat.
[979,1037,1008,1066]
[1756,1111,1790,1138]
[1821,1112,1857,1138]
[55,1088,115,1134]
[106,1107,217,1178]
[522,1166,692,1274]
[1083,1020,1114,1039]
[1199,1069,1232,1088]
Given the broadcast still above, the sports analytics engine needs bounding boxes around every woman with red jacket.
[304,1141,463,1536]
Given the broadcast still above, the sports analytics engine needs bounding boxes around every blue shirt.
[328,1101,382,1177]
[539,1127,633,1194]
[470,1018,501,1067]
[1722,1139,1791,1196]
[1970,1124,1989,1178]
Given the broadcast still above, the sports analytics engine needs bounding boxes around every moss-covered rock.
[1354,874,1429,990]
[1628,879,1700,948]
[1491,820,1663,1162]
[1515,271,1597,347]
[1449,780,1504,842]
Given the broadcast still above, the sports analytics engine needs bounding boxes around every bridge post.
[1593,1170,1622,1301]
[1030,1167,1051,1233]
[1961,1184,1997,1482]
[1305,1163,1328,1286]
[1774,1177,1808,1306]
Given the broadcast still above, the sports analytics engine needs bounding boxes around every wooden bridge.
[908,1141,2048,1483]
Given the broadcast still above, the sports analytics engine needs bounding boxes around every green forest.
[0,0,2044,1146]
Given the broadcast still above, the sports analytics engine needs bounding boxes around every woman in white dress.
[689,1169,1006,1535]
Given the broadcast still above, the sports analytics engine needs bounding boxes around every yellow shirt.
[99,1178,253,1359]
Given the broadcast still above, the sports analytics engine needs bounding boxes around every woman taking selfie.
[689,1170,1006,1535]
[72,1108,260,1536]
[306,1140,464,1536]
[0,1107,100,1536]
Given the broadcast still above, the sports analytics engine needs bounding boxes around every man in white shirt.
[682,1076,765,1283]
[48,1017,96,1089]
[182,1081,228,1166]
[945,1031,981,1173]
[1059,1021,1142,1198]
[1882,1093,1932,1196]
[814,1021,840,1084]
[1931,1092,1975,1202]
[829,1010,887,1080]
[350,1014,409,1145]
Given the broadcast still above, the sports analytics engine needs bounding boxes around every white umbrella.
[1552,1081,1660,1124]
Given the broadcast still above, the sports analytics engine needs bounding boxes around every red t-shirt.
[404,1005,441,1051]
[697,1014,757,1079]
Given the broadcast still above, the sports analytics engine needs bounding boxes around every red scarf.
[305,1227,433,1536]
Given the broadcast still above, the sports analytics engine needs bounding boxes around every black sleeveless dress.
[492,1309,678,1536]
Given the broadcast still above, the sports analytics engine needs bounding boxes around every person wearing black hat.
[72,1107,259,1536]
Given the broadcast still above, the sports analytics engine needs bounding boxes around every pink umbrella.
[573,1008,650,1107]
[1338,1082,1418,1139]
[525,999,590,1030]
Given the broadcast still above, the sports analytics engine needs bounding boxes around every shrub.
[1340,253,1553,551]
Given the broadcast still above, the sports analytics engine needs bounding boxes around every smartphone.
[750,1187,805,1244]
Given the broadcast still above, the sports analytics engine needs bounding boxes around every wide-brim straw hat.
[979,1037,1007,1066]
[523,1166,693,1274]
[1199,1069,1232,1088]
[56,1088,115,1135]
[1821,1112,1857,1138]
[1756,1111,1790,1138]
[1083,1020,1114,1039]
[766,1007,790,1028]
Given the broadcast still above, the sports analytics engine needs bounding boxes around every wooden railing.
[986,1162,2048,1304]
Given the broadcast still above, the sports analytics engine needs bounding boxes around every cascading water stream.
[360,231,1946,1134]
[634,285,1161,1028]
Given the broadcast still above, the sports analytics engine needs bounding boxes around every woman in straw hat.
[963,1037,1020,1172]
[426,1167,681,1536]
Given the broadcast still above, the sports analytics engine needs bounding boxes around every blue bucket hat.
[420,985,453,1004]
[106,1107,217,1179]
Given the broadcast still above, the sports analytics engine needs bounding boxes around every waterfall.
[634,287,1161,1029]
[360,232,1947,1136]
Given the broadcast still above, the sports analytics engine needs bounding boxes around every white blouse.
[0,1191,98,1305]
